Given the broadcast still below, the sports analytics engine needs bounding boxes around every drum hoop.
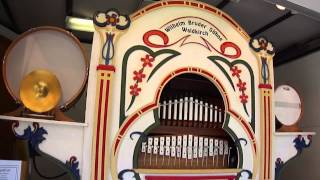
[274,84,303,125]
[2,26,89,111]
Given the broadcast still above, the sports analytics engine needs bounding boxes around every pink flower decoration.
[240,94,248,104]
[133,69,146,82]
[130,84,141,96]
[141,54,154,67]
[106,14,119,26]
[237,81,247,91]
[230,66,241,77]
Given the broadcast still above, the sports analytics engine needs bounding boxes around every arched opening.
[136,73,238,169]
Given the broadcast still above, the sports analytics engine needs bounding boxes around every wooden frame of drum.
[2,26,89,121]
[274,84,303,132]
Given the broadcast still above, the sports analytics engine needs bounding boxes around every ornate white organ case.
[88,1,281,180]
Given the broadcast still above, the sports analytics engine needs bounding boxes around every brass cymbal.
[19,70,61,113]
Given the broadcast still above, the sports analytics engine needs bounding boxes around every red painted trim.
[94,79,104,180]
[161,74,173,86]
[167,1,185,5]
[155,90,161,101]
[132,13,141,18]
[175,67,189,74]
[258,84,272,89]
[101,80,110,180]
[141,104,157,113]
[263,96,267,178]
[191,2,198,7]
[213,78,225,93]
[243,120,255,140]
[145,175,236,180]
[119,113,140,135]
[191,67,197,71]
[97,64,116,72]
[267,96,271,178]
[146,3,162,11]
[204,6,217,13]
[114,139,120,155]
[229,109,254,141]
[228,109,256,152]
[222,14,238,28]
[201,69,214,78]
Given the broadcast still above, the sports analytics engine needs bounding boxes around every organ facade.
[86,1,314,179]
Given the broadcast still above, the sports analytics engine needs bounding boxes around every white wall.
[275,50,320,180]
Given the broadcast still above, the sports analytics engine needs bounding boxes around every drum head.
[3,26,88,111]
[275,85,302,126]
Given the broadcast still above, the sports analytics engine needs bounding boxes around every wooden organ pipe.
[173,98,178,120]
[158,96,225,128]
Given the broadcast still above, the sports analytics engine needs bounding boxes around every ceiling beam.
[0,0,19,33]
[250,11,293,37]
[264,0,320,22]
[0,24,18,40]
[66,0,73,16]
[216,0,230,9]
[274,35,320,66]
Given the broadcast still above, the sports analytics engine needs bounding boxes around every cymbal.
[19,70,61,113]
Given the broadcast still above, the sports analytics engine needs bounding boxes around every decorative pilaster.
[250,37,275,180]
[91,9,130,180]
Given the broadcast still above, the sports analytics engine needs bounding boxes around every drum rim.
[274,84,303,126]
[2,26,89,111]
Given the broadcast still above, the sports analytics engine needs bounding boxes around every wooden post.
[90,9,130,180]
[250,37,275,180]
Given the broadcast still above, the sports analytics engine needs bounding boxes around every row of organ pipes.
[137,95,236,169]
[139,135,231,169]
[158,96,224,127]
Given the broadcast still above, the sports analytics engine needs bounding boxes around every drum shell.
[274,84,303,126]
[2,26,89,111]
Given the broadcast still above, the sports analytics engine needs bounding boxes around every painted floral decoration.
[231,66,241,77]
[237,81,247,91]
[130,84,141,96]
[66,156,80,180]
[293,135,312,154]
[129,54,155,96]
[230,65,248,105]
[133,70,146,82]
[141,54,154,67]
[240,94,248,104]
[106,14,120,26]
[249,37,274,55]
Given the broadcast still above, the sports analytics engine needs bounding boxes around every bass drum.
[2,26,89,111]
[274,85,302,128]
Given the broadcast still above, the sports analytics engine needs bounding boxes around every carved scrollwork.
[118,169,140,180]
